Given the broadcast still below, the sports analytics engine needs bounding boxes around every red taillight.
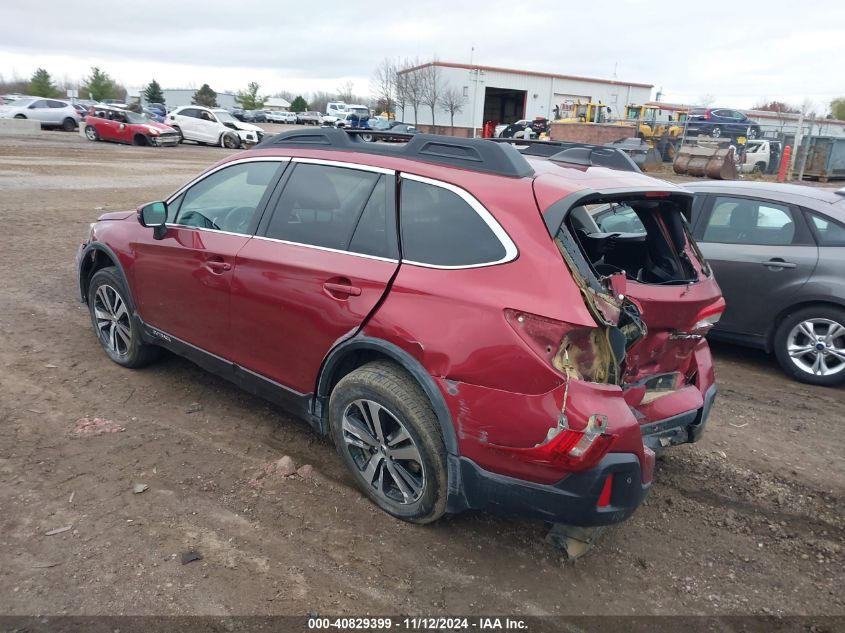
[691,297,726,333]
[597,474,614,508]
[644,190,671,198]
[491,414,615,472]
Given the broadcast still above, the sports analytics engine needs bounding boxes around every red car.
[76,130,723,527]
[84,105,180,147]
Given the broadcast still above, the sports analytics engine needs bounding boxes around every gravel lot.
[0,128,842,619]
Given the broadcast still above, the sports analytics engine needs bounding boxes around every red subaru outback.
[76,130,723,526]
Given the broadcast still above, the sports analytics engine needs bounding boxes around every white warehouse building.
[396,61,653,135]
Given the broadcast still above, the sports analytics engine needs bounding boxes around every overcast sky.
[1,0,843,111]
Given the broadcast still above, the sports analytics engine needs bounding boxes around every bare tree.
[420,61,442,129]
[394,59,411,121]
[337,80,355,103]
[698,93,715,107]
[401,59,424,126]
[370,58,396,118]
[438,85,466,129]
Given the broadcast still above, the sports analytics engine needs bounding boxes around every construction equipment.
[673,143,739,179]
[555,101,613,124]
[622,104,689,163]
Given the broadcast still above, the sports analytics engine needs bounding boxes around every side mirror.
[138,201,168,240]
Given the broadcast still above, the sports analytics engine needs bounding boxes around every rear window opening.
[562,194,700,285]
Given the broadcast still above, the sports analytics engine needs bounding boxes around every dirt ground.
[0,129,842,619]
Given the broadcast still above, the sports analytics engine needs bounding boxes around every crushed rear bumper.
[640,383,717,450]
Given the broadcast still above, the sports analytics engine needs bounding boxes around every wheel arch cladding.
[79,243,134,310]
[316,337,459,455]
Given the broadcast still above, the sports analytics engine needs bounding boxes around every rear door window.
[263,163,384,251]
[807,212,845,245]
[702,196,798,245]
[399,177,511,267]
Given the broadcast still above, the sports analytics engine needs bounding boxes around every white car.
[740,139,776,174]
[0,97,80,131]
[264,110,297,124]
[166,106,264,148]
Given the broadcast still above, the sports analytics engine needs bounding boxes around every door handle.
[205,260,232,274]
[323,281,362,298]
[762,259,796,270]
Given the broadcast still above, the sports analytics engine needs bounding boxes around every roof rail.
[488,138,642,173]
[255,128,535,178]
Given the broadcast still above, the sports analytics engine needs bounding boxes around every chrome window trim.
[291,157,395,175]
[399,173,519,270]
[251,235,399,264]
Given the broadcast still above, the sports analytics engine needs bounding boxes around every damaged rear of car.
[535,174,723,452]
[434,155,723,528]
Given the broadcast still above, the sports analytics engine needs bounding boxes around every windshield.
[214,110,237,123]
[125,111,148,124]
[349,107,369,116]
[331,104,347,111]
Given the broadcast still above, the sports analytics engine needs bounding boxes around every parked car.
[72,103,88,121]
[142,107,166,123]
[146,103,167,117]
[83,105,180,147]
[229,108,246,121]
[334,112,370,129]
[243,109,267,123]
[498,117,549,139]
[296,111,322,125]
[495,119,528,137]
[263,110,297,124]
[740,140,782,175]
[166,106,264,148]
[76,128,722,527]
[685,108,761,139]
[367,119,417,142]
[594,180,845,385]
[0,97,80,131]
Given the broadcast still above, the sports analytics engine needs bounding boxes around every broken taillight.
[690,297,726,334]
[492,414,615,472]
[504,309,618,383]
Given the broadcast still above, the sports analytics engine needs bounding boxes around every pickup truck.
[740,139,782,174]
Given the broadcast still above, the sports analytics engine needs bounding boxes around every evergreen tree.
[28,68,61,98]
[143,79,165,105]
[290,95,309,112]
[83,67,119,102]
[192,84,218,108]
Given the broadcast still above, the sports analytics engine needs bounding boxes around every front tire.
[329,361,448,524]
[62,117,76,131]
[773,306,845,386]
[87,267,160,368]
[221,132,240,149]
[710,126,722,138]
[85,125,100,142]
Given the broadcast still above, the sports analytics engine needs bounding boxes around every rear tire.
[87,267,160,369]
[329,361,448,524]
[710,126,722,138]
[773,306,845,386]
[62,117,76,131]
[13,114,26,119]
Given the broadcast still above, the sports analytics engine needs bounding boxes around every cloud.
[1,0,843,109]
